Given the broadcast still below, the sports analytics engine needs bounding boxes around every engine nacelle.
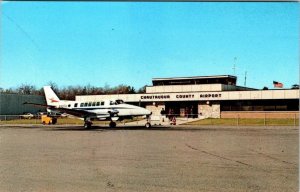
[111,117,119,121]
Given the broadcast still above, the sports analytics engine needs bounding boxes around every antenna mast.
[244,71,247,86]
[233,57,237,76]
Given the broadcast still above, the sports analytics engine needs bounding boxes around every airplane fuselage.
[49,99,150,120]
[41,86,152,128]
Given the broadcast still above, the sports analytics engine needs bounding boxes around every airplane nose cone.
[141,108,151,115]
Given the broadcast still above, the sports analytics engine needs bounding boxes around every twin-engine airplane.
[25,86,152,129]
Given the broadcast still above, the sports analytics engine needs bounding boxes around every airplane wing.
[52,107,97,117]
[23,102,117,118]
[52,108,120,119]
[23,102,50,107]
[24,102,98,117]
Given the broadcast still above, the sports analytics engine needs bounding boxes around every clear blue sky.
[1,2,299,89]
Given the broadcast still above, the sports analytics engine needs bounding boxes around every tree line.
[0,82,147,100]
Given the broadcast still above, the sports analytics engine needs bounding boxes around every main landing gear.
[84,121,92,129]
[109,121,116,128]
[84,118,93,129]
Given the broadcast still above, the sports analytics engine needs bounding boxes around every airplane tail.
[43,86,60,106]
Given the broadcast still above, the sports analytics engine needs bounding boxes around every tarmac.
[0,124,298,192]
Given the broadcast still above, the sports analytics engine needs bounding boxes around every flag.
[273,81,283,88]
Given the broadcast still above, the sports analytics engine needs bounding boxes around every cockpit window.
[116,99,124,104]
[110,101,115,105]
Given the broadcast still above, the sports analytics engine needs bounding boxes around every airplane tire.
[145,122,151,128]
[84,122,92,129]
[52,118,57,125]
[109,121,116,128]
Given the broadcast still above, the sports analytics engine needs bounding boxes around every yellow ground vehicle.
[41,115,57,125]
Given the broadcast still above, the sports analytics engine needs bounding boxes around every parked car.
[36,112,47,119]
[60,113,68,118]
[20,113,34,119]
[37,112,47,116]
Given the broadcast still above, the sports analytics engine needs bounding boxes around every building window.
[221,100,298,111]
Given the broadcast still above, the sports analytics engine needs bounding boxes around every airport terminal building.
[76,75,299,118]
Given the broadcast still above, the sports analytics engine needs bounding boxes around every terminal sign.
[200,93,222,98]
[140,93,222,100]
[141,95,170,99]
[176,94,194,99]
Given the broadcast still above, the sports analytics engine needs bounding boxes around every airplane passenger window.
[101,101,104,105]
[74,103,78,107]
[84,103,88,107]
[88,102,92,106]
[80,103,84,107]
[92,102,96,106]
[68,104,71,107]
[96,102,100,106]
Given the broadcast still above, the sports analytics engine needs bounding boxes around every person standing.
[160,108,166,123]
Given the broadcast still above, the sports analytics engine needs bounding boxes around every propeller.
[108,109,119,117]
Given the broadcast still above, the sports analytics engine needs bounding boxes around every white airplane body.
[26,86,152,128]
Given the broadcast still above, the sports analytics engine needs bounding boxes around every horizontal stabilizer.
[23,102,55,108]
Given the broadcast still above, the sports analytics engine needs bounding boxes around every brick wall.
[221,111,299,119]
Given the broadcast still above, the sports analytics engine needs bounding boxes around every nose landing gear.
[145,115,151,128]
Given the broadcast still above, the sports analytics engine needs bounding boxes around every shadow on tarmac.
[3,124,289,132]
[46,125,219,132]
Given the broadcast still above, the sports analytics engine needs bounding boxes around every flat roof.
[152,75,237,81]
[152,75,237,86]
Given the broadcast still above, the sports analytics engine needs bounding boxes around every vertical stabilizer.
[43,86,60,106]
